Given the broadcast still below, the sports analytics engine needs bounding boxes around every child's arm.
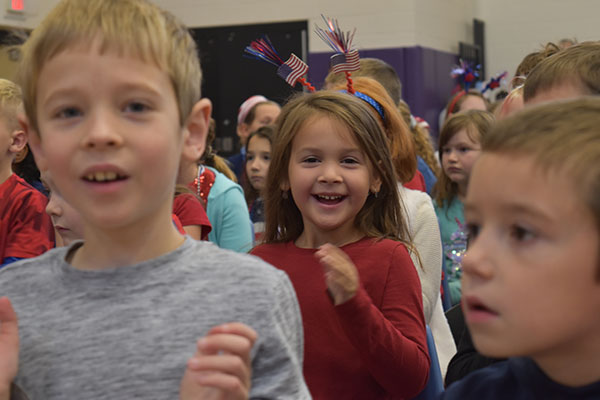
[180,323,257,400]
[0,297,19,400]
[183,225,203,241]
[316,243,430,398]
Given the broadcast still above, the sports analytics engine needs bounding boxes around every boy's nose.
[82,114,123,149]
[461,230,494,281]
[45,196,62,218]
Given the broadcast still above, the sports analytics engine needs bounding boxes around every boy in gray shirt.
[0,0,309,399]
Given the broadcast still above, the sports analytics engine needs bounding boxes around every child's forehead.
[296,114,360,146]
[46,37,161,68]
[475,152,576,198]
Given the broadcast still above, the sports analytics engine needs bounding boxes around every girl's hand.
[179,323,257,400]
[0,297,19,400]
[316,244,359,305]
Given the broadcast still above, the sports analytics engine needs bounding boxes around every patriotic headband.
[451,59,480,92]
[481,71,508,94]
[342,90,386,124]
[316,15,360,94]
[244,36,315,92]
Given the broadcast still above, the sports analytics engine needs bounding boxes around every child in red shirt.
[0,79,53,266]
[252,91,429,399]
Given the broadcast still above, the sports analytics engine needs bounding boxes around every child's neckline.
[292,235,369,250]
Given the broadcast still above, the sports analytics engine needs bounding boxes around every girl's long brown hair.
[330,77,417,184]
[263,91,410,246]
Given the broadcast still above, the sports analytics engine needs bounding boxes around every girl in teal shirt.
[434,109,495,305]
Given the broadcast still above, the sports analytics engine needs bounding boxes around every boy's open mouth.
[313,194,345,205]
[465,297,499,316]
[83,171,128,183]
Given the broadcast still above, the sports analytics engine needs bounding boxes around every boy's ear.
[182,98,212,162]
[9,129,27,155]
[18,115,48,171]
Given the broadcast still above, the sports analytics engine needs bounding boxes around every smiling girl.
[251,91,429,399]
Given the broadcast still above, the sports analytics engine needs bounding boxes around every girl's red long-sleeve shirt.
[252,237,430,399]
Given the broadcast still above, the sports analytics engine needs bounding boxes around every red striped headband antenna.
[315,15,360,94]
[243,36,315,92]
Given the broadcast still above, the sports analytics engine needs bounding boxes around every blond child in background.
[0,1,309,399]
[0,79,54,267]
[442,97,600,399]
[524,41,600,105]
[41,171,84,247]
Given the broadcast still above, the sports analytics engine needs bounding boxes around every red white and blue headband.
[315,15,360,94]
[244,36,315,92]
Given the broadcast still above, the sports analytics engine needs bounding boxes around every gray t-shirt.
[0,238,310,399]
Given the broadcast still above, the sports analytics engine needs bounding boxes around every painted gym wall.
[8,0,600,80]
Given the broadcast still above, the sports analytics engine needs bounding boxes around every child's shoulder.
[182,239,288,281]
[443,358,600,400]
[1,174,46,205]
[207,167,243,195]
[351,236,407,252]
[0,246,68,290]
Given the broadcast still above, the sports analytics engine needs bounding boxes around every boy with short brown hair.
[442,97,600,399]
[0,1,308,399]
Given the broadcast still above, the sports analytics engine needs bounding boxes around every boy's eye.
[442,147,451,154]
[56,107,82,119]
[124,102,150,113]
[459,146,471,152]
[465,223,480,247]
[510,225,535,242]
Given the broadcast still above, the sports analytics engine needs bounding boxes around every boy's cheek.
[25,129,49,172]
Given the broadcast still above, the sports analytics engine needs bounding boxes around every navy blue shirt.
[442,358,600,400]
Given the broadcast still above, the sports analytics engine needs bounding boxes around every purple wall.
[308,46,458,140]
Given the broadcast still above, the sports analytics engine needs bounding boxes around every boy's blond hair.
[17,0,201,132]
[511,42,560,88]
[483,97,600,275]
[0,78,23,132]
[523,41,600,101]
